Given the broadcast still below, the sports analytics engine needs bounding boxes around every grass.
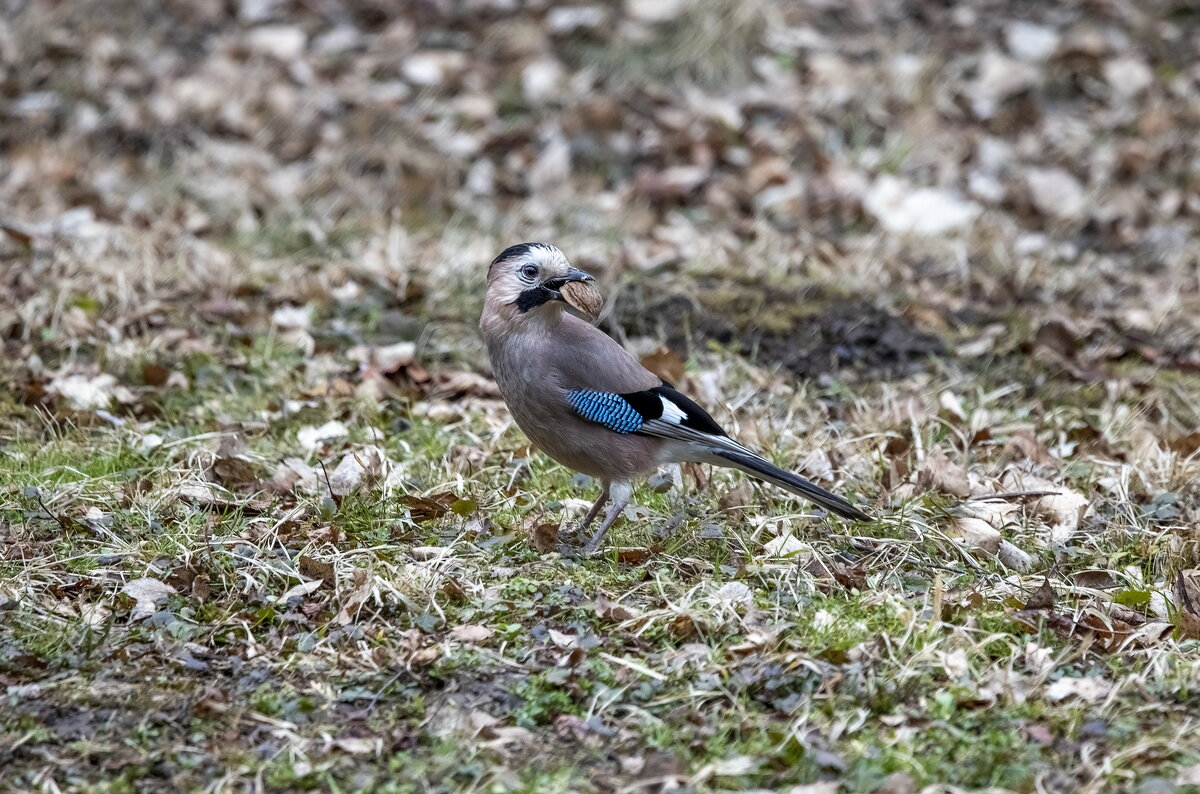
[3,330,1200,792]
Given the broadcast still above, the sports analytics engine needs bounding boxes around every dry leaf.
[142,362,171,387]
[174,482,269,514]
[531,522,559,553]
[547,629,578,648]
[864,175,980,236]
[121,577,177,620]
[762,533,810,558]
[1077,612,1139,652]
[640,347,686,385]
[950,516,1001,555]
[410,546,450,561]
[271,303,312,330]
[938,391,967,424]
[1027,168,1086,221]
[1033,488,1089,530]
[332,737,379,756]
[1033,317,1081,358]
[784,783,840,794]
[1173,571,1200,640]
[191,575,211,603]
[718,480,754,511]
[434,370,502,399]
[614,547,651,564]
[299,555,335,585]
[297,421,349,453]
[667,615,697,639]
[1023,578,1057,610]
[270,458,320,493]
[327,446,386,497]
[280,579,324,602]
[873,772,918,794]
[1045,676,1111,704]
[334,569,373,626]
[1178,765,1200,786]
[49,373,123,411]
[1165,432,1200,458]
[960,499,1021,529]
[449,624,494,644]
[212,455,258,486]
[711,581,753,606]
[595,594,641,622]
[1004,429,1052,463]
[916,450,971,498]
[348,341,416,373]
[997,541,1034,572]
[401,492,458,523]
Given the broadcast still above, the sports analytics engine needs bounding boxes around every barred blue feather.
[567,390,644,434]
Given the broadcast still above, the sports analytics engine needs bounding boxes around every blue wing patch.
[567,390,644,434]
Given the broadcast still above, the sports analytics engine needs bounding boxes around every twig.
[967,490,1059,501]
[29,487,76,533]
[317,458,341,506]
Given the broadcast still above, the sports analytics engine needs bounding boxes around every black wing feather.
[643,384,727,437]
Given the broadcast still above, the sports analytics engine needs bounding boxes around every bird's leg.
[582,481,632,554]
[575,481,611,537]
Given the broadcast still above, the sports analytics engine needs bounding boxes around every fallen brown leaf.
[400,492,458,523]
[1004,429,1052,463]
[531,522,559,553]
[1174,571,1200,640]
[639,347,686,385]
[950,516,1001,555]
[595,593,641,622]
[449,624,494,644]
[334,568,373,626]
[1023,577,1057,610]
[191,575,211,603]
[916,450,971,498]
[1165,432,1200,458]
[142,362,171,387]
[614,546,651,564]
[299,555,335,586]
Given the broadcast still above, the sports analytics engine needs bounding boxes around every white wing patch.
[658,395,688,424]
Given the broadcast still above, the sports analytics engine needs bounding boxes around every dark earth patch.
[610,281,945,380]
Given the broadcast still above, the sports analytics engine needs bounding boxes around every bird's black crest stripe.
[515,286,552,313]
[492,242,547,266]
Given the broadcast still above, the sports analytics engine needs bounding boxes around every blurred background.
[2,0,1198,383]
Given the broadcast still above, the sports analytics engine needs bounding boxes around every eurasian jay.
[480,242,873,553]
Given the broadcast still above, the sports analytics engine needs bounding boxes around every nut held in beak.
[560,280,604,320]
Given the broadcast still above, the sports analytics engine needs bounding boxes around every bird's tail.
[707,447,873,522]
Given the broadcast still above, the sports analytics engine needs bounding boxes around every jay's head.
[486,242,595,315]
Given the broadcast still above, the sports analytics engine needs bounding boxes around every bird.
[479,242,872,553]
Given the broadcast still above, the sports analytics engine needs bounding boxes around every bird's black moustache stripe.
[515,286,554,313]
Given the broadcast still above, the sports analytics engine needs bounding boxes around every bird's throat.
[515,286,555,313]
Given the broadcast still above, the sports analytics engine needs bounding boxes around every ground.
[2,1,1200,792]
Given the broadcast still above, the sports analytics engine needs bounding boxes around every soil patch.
[611,281,945,380]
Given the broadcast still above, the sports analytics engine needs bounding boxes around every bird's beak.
[543,268,595,300]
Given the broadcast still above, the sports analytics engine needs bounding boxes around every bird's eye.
[520,264,539,280]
